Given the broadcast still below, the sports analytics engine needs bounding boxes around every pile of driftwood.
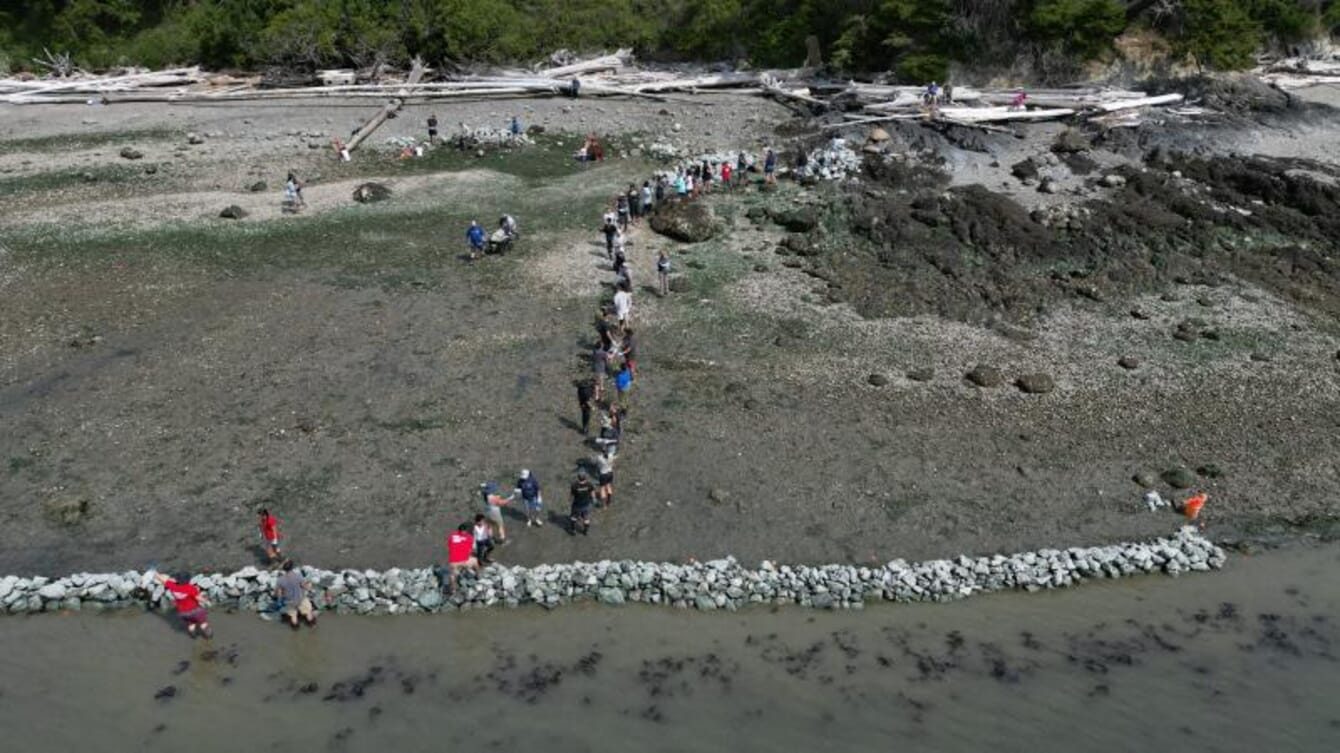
[1256,57,1340,90]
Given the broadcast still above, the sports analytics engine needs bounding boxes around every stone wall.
[0,527,1225,616]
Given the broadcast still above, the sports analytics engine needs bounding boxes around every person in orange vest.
[1182,493,1208,527]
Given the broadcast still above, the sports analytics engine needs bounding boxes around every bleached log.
[933,106,1076,123]
[538,49,633,78]
[1093,93,1183,112]
[346,59,426,153]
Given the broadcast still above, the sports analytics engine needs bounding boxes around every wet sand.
[1,543,1336,752]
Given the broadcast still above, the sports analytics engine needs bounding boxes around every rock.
[649,201,718,243]
[772,207,819,232]
[417,590,442,610]
[1161,467,1198,490]
[119,147,143,160]
[1132,471,1158,487]
[352,182,392,203]
[597,588,626,605]
[1249,352,1273,363]
[1118,356,1140,370]
[906,366,935,382]
[37,583,67,600]
[708,488,731,505]
[965,365,1004,388]
[1010,158,1040,181]
[1015,373,1055,394]
[43,495,91,526]
[143,165,158,175]
[1129,308,1151,320]
[187,132,205,145]
[247,180,267,192]
[867,373,890,387]
[1195,463,1223,479]
[868,127,891,143]
[745,206,771,224]
[218,205,248,220]
[1101,174,1126,188]
[1037,178,1059,194]
[1052,128,1089,154]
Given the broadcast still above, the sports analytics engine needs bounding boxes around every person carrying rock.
[479,481,514,544]
[275,559,317,630]
[472,513,496,564]
[156,572,212,639]
[258,508,282,565]
[443,523,478,594]
[569,470,597,536]
[516,469,544,527]
[467,220,486,260]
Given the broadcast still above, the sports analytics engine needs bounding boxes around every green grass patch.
[321,133,616,185]
[0,164,150,199]
[0,127,181,156]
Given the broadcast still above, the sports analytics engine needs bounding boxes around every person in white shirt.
[613,283,632,326]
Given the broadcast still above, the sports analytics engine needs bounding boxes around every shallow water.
[2,544,1338,753]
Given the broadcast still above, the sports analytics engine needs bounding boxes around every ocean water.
[1,543,1337,753]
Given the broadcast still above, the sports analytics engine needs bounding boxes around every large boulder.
[772,206,819,232]
[650,201,718,243]
[352,182,392,203]
[219,205,248,220]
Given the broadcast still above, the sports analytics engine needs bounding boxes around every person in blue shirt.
[515,469,543,527]
[510,115,522,137]
[467,220,485,259]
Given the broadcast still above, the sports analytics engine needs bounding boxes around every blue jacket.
[517,475,540,501]
[467,225,485,247]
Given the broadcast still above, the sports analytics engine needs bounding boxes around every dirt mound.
[795,151,1340,323]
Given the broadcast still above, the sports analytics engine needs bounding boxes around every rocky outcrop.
[0,529,1225,615]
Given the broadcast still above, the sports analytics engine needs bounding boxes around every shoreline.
[0,527,1224,616]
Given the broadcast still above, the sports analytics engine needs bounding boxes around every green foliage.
[1174,0,1265,70]
[0,0,1334,75]
[1027,0,1125,60]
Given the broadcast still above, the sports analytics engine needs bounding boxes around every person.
[1009,89,1027,111]
[500,214,518,239]
[157,572,212,639]
[764,148,777,185]
[612,230,627,260]
[592,342,609,401]
[594,452,614,508]
[627,184,640,223]
[924,81,940,106]
[577,379,595,435]
[796,149,809,174]
[479,481,513,544]
[569,470,596,536]
[428,114,439,143]
[284,172,305,210]
[258,508,281,565]
[614,364,633,404]
[594,407,622,460]
[615,256,632,291]
[622,328,638,378]
[736,151,748,185]
[332,136,351,162]
[721,160,732,188]
[613,282,632,327]
[700,160,713,193]
[275,559,317,630]
[674,172,688,199]
[472,513,496,565]
[567,79,581,98]
[516,469,543,527]
[641,181,653,216]
[616,192,630,232]
[602,211,618,258]
[686,170,696,199]
[1182,493,1208,528]
[510,115,522,137]
[657,251,670,296]
[467,220,486,259]
[654,176,666,205]
[444,523,478,593]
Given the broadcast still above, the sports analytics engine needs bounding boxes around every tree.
[1173,0,1263,70]
[1027,0,1127,60]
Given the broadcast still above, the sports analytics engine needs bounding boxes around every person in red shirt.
[721,161,733,189]
[443,523,479,594]
[156,571,212,639]
[258,508,281,565]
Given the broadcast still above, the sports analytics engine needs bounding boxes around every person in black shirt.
[427,114,438,143]
[570,470,596,536]
[577,380,595,435]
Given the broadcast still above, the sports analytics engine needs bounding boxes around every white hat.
[520,469,531,479]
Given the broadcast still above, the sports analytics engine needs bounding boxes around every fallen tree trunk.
[346,58,426,153]
[537,49,632,78]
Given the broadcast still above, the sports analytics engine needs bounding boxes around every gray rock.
[219,205,248,220]
[119,147,143,160]
[965,364,1004,388]
[906,366,935,382]
[1015,373,1055,394]
[867,373,890,387]
[650,201,718,243]
[1118,356,1140,370]
[1161,467,1198,489]
[1101,174,1126,188]
[352,182,392,203]
[597,588,626,605]
[37,583,67,600]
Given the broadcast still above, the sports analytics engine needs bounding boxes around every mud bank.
[1,528,1223,615]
